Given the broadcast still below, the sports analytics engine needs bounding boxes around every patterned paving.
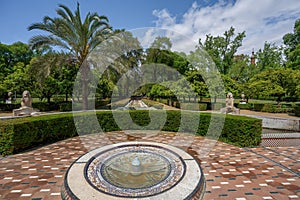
[0,131,299,200]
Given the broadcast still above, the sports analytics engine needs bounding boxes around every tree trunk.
[82,80,88,110]
[81,60,89,110]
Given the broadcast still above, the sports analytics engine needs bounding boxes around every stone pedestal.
[13,107,34,116]
[220,106,240,114]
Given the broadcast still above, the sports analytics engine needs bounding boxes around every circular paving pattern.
[63,141,204,199]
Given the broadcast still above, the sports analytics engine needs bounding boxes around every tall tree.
[0,42,33,81]
[91,30,143,97]
[0,42,34,100]
[283,18,300,69]
[249,68,298,102]
[199,27,246,74]
[256,42,284,71]
[28,3,112,109]
[29,51,76,102]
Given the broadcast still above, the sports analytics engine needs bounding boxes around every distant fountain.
[116,96,157,110]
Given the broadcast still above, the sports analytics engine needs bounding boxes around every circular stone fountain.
[62,141,205,199]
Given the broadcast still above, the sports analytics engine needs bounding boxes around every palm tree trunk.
[80,60,89,110]
[82,80,88,110]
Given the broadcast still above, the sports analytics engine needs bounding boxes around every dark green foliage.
[237,103,252,110]
[294,105,300,116]
[0,103,20,111]
[250,102,294,113]
[219,114,262,147]
[0,110,262,155]
[32,102,60,111]
[180,103,207,111]
[252,103,265,111]
[59,102,72,111]
[199,103,207,111]
[212,103,226,110]
[0,113,77,155]
[0,100,111,112]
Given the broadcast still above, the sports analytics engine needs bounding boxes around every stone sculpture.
[220,92,240,114]
[240,92,247,104]
[5,92,13,104]
[20,90,32,108]
[13,90,38,116]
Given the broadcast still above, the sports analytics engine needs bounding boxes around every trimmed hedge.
[0,99,111,113]
[0,103,20,111]
[237,103,252,110]
[295,105,300,117]
[180,103,207,111]
[0,110,262,155]
[236,102,295,113]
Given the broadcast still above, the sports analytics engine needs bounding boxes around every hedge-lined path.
[0,131,299,200]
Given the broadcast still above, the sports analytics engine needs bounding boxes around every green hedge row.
[179,103,207,111]
[0,100,111,112]
[154,98,299,114]
[295,105,300,117]
[0,103,20,111]
[236,102,296,113]
[0,110,262,155]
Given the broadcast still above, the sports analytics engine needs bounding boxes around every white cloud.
[152,0,300,55]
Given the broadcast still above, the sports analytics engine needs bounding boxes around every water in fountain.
[63,142,205,199]
[116,96,157,110]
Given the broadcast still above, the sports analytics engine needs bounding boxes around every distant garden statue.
[13,90,39,116]
[5,92,13,104]
[220,92,240,114]
[240,92,247,104]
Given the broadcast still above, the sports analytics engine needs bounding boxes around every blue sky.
[1,0,300,54]
[0,0,198,44]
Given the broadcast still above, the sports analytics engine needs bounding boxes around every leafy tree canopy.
[199,27,246,74]
[283,18,300,69]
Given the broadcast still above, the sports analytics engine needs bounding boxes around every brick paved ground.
[0,131,299,200]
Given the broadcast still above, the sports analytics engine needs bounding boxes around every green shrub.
[95,99,110,109]
[252,103,265,111]
[199,103,207,111]
[237,103,252,110]
[211,103,225,110]
[0,114,77,155]
[0,103,20,111]
[179,103,207,111]
[32,102,60,111]
[59,102,72,111]
[260,103,294,113]
[295,105,300,117]
[0,110,262,155]
[261,104,277,113]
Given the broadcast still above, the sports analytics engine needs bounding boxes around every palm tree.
[28,2,112,110]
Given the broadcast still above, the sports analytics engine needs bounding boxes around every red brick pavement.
[0,131,299,200]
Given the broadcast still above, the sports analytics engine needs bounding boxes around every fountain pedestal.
[131,157,142,176]
[62,141,205,199]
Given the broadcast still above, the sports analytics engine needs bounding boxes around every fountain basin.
[62,141,205,199]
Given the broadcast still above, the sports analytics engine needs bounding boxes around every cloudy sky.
[1,0,300,55]
[152,0,300,54]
